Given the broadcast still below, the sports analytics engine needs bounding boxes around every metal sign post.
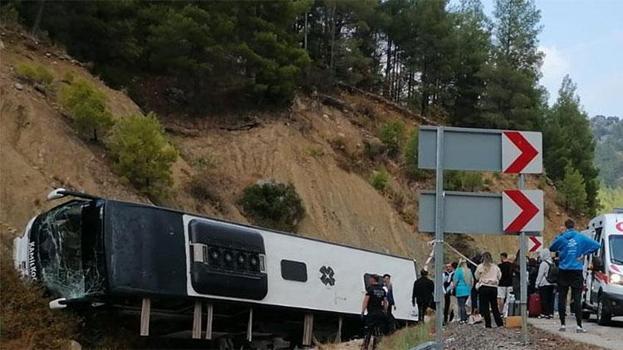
[519,174,528,345]
[417,126,543,350]
[434,127,445,350]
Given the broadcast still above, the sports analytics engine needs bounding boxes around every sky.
[481,0,623,117]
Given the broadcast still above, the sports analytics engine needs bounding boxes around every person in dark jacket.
[383,274,396,333]
[470,253,482,315]
[412,269,435,323]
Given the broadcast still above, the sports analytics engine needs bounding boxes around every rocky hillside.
[0,27,574,267]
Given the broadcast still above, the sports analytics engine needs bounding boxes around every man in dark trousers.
[412,269,435,323]
[382,274,396,333]
[361,275,387,349]
[498,252,514,316]
[549,219,599,333]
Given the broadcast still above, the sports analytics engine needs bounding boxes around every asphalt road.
[529,316,623,350]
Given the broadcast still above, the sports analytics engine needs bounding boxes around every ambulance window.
[280,260,307,282]
[600,240,606,268]
[594,227,603,243]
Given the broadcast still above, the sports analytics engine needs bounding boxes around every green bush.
[239,181,305,232]
[370,168,390,191]
[379,121,406,157]
[445,171,484,191]
[15,63,54,86]
[404,130,428,180]
[106,113,177,197]
[59,79,114,141]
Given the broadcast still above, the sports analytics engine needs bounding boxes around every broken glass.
[37,201,104,299]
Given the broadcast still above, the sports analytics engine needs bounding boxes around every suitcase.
[528,293,542,317]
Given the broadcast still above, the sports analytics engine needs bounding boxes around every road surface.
[529,316,623,350]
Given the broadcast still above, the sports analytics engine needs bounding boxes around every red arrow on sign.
[504,190,540,233]
[528,236,542,253]
[503,131,539,173]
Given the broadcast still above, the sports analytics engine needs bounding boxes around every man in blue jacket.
[549,219,600,333]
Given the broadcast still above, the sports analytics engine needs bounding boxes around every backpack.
[545,260,558,284]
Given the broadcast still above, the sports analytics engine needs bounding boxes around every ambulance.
[582,209,623,325]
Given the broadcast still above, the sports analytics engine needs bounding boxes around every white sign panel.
[502,190,543,233]
[502,131,542,174]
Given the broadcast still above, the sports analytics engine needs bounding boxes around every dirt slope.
[0,27,575,267]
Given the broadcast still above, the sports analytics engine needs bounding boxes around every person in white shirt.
[535,249,555,319]
[475,252,504,328]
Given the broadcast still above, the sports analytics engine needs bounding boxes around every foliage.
[239,181,305,232]
[378,323,432,350]
[445,171,484,191]
[15,62,54,86]
[479,0,544,130]
[0,239,79,350]
[557,165,587,214]
[105,113,177,197]
[16,1,310,109]
[449,0,491,126]
[370,168,390,191]
[59,79,114,142]
[404,130,427,180]
[544,75,599,214]
[378,121,406,158]
[0,3,19,26]
[591,116,623,187]
[598,187,623,214]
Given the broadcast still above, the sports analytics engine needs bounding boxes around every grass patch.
[379,121,406,158]
[370,168,390,191]
[15,62,54,86]
[378,323,432,350]
[0,235,79,349]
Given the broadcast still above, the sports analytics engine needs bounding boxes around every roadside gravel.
[444,322,604,350]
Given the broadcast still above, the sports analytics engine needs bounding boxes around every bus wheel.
[596,296,611,325]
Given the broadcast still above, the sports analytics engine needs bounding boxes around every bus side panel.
[105,201,187,297]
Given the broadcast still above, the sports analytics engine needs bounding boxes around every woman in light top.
[475,252,504,328]
[453,259,474,324]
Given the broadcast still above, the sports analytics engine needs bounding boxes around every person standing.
[535,249,555,319]
[382,274,396,333]
[361,275,388,349]
[453,259,474,324]
[549,219,600,333]
[469,253,482,316]
[475,252,504,328]
[497,252,513,316]
[412,269,434,323]
[443,263,456,325]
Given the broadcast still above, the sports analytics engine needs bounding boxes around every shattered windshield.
[37,201,104,299]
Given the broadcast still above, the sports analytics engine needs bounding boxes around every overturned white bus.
[13,189,418,347]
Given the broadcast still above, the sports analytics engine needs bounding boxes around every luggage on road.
[528,293,542,317]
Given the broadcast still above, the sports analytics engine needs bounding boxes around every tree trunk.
[329,4,337,75]
[384,40,392,97]
[31,0,46,38]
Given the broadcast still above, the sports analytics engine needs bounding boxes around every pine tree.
[557,165,587,214]
[479,0,545,130]
[449,0,491,126]
[544,75,600,214]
